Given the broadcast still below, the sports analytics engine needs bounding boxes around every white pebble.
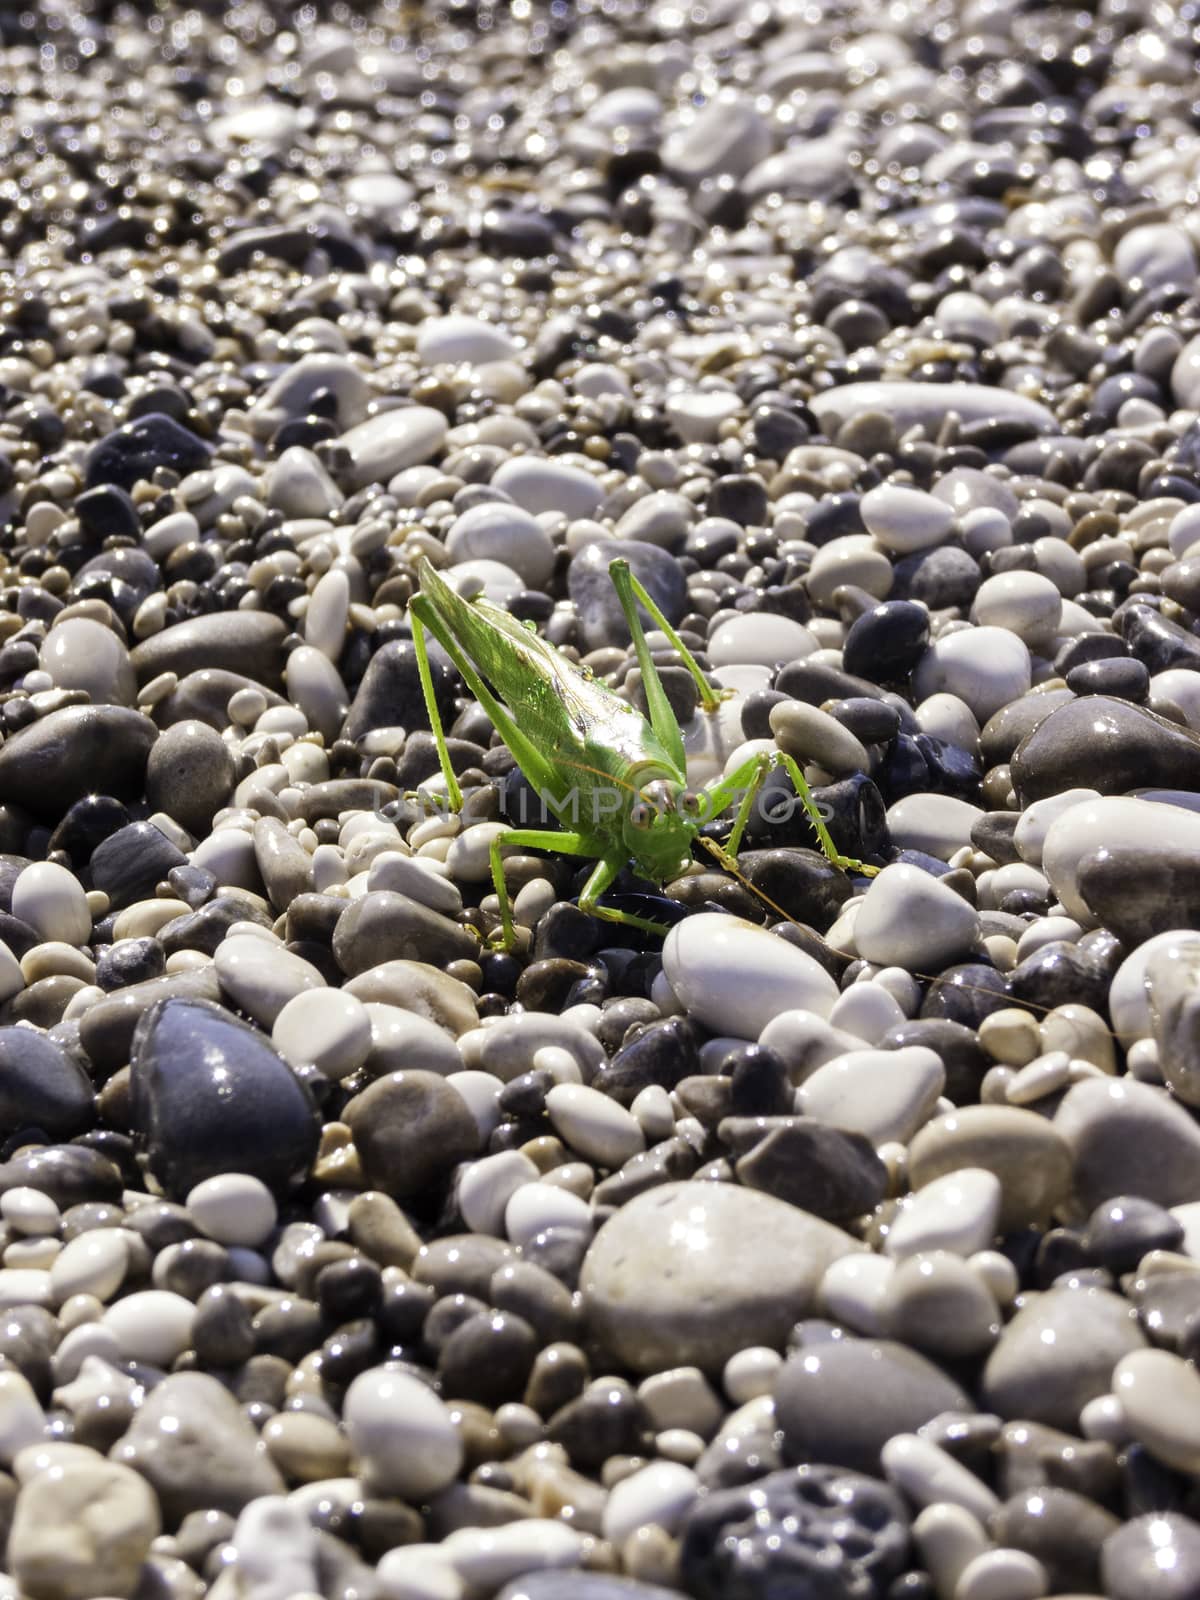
[723,1346,783,1404]
[707,613,817,668]
[1113,1348,1200,1474]
[861,484,955,553]
[273,988,372,1080]
[49,1230,128,1304]
[953,1548,1047,1600]
[0,1189,59,1238]
[886,1169,1002,1259]
[214,932,326,1028]
[664,913,838,1038]
[818,1252,895,1335]
[343,1368,462,1500]
[545,1083,645,1170]
[798,1046,945,1144]
[505,1182,591,1250]
[458,1151,539,1237]
[0,1370,45,1467]
[441,1519,584,1589]
[377,1546,463,1600]
[102,1291,195,1367]
[881,1433,1000,1523]
[913,1502,990,1600]
[11,863,91,946]
[187,1174,279,1248]
[602,1460,700,1544]
[854,864,979,972]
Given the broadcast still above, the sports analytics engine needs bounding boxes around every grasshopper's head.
[623,778,705,884]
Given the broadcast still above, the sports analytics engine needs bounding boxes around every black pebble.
[89,822,188,911]
[841,601,930,683]
[85,412,211,491]
[920,963,1010,1026]
[0,1028,94,1142]
[438,1309,539,1406]
[128,997,319,1199]
[1083,1195,1185,1275]
[680,1464,911,1600]
[1066,657,1150,701]
[95,938,167,992]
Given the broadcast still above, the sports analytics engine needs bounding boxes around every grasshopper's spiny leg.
[698,750,879,875]
[409,602,463,813]
[609,559,725,714]
[577,852,672,936]
[487,827,599,952]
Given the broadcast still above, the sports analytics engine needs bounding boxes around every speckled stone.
[581,1181,861,1374]
[982,1286,1147,1431]
[774,1336,970,1475]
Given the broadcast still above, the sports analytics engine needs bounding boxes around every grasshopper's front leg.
[700,751,879,876]
[485,830,669,951]
[577,852,673,937]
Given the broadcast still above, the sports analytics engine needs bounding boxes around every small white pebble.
[187,1174,279,1248]
[0,1189,60,1238]
[723,1346,783,1404]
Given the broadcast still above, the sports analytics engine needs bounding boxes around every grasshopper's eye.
[629,801,653,829]
[680,790,704,818]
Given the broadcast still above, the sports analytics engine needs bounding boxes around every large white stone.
[663,913,839,1038]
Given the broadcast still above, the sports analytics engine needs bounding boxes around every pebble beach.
[0,0,1199,1596]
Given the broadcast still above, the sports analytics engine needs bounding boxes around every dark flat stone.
[0,706,157,822]
[1012,695,1200,803]
[89,822,188,912]
[130,613,288,690]
[0,1027,94,1140]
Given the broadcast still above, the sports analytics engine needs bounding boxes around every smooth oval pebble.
[1112,1348,1200,1473]
[418,314,517,365]
[908,1106,1073,1232]
[492,457,603,520]
[458,1151,539,1237]
[49,1229,128,1304]
[663,914,839,1038]
[861,484,955,553]
[602,1460,700,1544]
[343,1367,463,1500]
[1102,1512,1200,1600]
[853,863,980,970]
[213,933,326,1028]
[797,1046,945,1144]
[102,1290,195,1366]
[445,501,555,589]
[880,1432,999,1522]
[886,1168,1003,1260]
[187,1173,278,1248]
[272,987,372,1079]
[954,1548,1048,1600]
[441,1521,583,1590]
[913,627,1032,724]
[545,1084,645,1170]
[707,613,817,668]
[581,1181,860,1374]
[11,863,92,947]
[337,407,449,489]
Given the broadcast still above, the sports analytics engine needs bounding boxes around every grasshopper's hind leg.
[409,599,463,814]
[609,559,726,716]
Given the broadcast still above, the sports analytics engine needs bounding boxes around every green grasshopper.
[407,553,877,948]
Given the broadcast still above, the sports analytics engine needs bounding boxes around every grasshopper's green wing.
[415,558,684,797]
